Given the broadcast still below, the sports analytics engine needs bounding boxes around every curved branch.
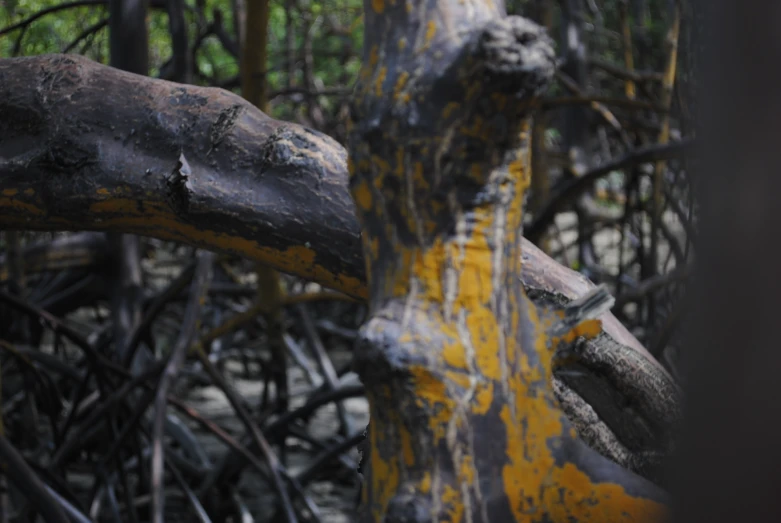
[0,53,668,370]
[0,54,365,298]
[0,55,672,356]
[0,52,675,342]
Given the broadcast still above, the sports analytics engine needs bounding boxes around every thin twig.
[193,348,298,522]
[152,251,214,523]
[296,304,352,435]
[0,436,69,523]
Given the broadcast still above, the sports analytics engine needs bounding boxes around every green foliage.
[1,0,108,59]
[1,0,673,119]
[1,0,363,120]
[1,0,678,159]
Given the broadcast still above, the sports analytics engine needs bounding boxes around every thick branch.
[0,54,364,298]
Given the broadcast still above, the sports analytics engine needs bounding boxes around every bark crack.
[208,103,244,153]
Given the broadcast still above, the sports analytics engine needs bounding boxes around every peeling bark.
[347,1,668,521]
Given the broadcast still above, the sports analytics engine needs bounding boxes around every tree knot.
[475,16,556,97]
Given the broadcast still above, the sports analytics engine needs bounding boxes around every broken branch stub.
[347,2,668,521]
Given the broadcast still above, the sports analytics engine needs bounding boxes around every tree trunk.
[672,0,781,521]
[347,1,668,521]
[107,0,149,362]
[164,0,191,83]
[108,0,149,72]
[240,0,290,421]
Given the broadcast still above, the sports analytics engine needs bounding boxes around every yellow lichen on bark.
[1,192,366,299]
[348,2,669,521]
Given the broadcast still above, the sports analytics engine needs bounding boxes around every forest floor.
[185,359,365,522]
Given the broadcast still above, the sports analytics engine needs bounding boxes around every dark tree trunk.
[108,0,149,361]
[108,0,148,74]
[558,0,594,274]
[164,0,191,83]
[559,0,590,176]
[673,0,781,522]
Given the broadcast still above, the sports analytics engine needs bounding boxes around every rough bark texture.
[0,54,364,297]
[347,1,668,521]
[0,53,678,496]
